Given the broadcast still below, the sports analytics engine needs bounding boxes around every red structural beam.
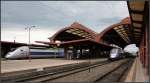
[60,39,114,49]
[35,41,57,45]
[35,39,114,50]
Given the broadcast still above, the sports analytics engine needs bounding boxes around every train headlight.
[110,54,116,58]
[5,54,10,58]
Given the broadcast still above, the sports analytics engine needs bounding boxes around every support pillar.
[73,47,77,59]
[64,47,68,59]
[80,49,82,58]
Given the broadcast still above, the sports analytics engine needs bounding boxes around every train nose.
[5,54,10,58]
[5,53,12,58]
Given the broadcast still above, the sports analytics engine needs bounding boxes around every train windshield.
[10,48,16,52]
[110,49,118,54]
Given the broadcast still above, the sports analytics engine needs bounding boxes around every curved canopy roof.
[49,22,98,42]
[98,17,131,48]
[47,17,132,48]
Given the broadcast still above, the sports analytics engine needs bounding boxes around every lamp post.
[13,36,16,43]
[57,42,60,58]
[25,25,36,62]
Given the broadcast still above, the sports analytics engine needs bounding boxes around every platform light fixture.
[56,42,61,58]
[25,25,36,62]
[13,36,16,43]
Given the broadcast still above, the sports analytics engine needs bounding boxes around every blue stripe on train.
[30,52,64,56]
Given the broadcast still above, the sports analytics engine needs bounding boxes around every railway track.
[16,60,110,82]
[1,59,110,82]
[95,58,134,82]
[14,59,132,82]
[42,58,132,82]
[2,58,133,82]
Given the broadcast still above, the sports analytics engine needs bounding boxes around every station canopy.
[39,18,132,48]
[127,1,148,46]
[45,22,113,49]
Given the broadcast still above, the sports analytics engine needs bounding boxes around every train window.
[10,48,16,52]
[110,49,118,54]
[20,50,23,51]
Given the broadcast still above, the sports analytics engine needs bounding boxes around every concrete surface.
[125,57,149,82]
[1,58,107,73]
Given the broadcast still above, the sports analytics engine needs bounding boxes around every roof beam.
[129,1,145,11]
[132,20,143,24]
[130,10,144,14]
[131,13,143,21]
[133,23,142,27]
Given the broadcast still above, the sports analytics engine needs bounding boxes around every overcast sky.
[124,44,139,53]
[1,1,129,44]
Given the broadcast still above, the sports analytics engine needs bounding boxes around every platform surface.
[1,58,107,73]
[125,57,149,82]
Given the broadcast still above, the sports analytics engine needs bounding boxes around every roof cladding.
[49,22,98,42]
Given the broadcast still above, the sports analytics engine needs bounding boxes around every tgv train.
[108,47,125,60]
[5,46,64,59]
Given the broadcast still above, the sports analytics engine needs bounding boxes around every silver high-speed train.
[5,46,64,59]
[108,47,125,60]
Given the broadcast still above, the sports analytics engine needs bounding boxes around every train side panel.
[5,46,64,59]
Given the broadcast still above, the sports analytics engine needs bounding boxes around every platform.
[125,57,149,82]
[1,58,107,73]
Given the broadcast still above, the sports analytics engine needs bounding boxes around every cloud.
[124,44,139,53]
[1,23,56,44]
[1,1,129,43]
[40,1,129,32]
